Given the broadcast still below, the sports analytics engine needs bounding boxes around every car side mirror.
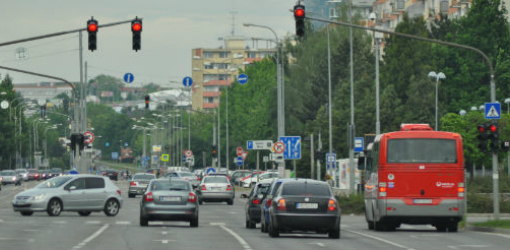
[240,194,248,199]
[66,186,77,191]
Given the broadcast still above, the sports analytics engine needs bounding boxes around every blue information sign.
[111,152,119,160]
[354,137,364,153]
[236,156,244,166]
[247,140,253,150]
[124,142,128,147]
[237,74,248,85]
[182,76,193,87]
[485,102,501,119]
[279,136,301,160]
[123,73,134,83]
[326,153,336,169]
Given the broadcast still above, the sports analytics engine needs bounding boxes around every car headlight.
[32,194,46,201]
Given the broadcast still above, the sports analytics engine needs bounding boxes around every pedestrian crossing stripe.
[487,106,500,118]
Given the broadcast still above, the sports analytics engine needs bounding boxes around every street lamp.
[504,98,510,114]
[459,110,467,116]
[369,12,383,135]
[428,71,446,131]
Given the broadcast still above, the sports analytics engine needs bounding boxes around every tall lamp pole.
[428,71,446,131]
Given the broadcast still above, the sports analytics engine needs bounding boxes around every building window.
[204,97,214,103]
[218,63,229,69]
[247,52,257,58]
[204,52,214,58]
[204,86,219,92]
[219,52,230,58]
[204,64,214,69]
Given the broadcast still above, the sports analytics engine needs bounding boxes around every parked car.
[1,170,22,186]
[166,171,199,188]
[230,170,251,186]
[260,178,295,233]
[27,169,40,181]
[242,183,271,229]
[266,179,341,238]
[139,178,199,227]
[12,174,123,217]
[15,169,29,181]
[102,169,119,181]
[257,172,279,184]
[129,173,156,198]
[241,171,268,188]
[197,175,234,205]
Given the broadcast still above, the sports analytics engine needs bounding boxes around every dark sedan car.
[103,169,119,181]
[139,179,199,227]
[242,183,270,229]
[267,179,341,239]
[260,178,296,233]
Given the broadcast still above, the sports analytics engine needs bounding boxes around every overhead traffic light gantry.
[87,18,98,51]
[131,18,142,51]
[294,4,305,37]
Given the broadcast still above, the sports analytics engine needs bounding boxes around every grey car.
[12,174,123,217]
[129,173,156,198]
[139,179,199,227]
[166,171,200,188]
[1,170,22,186]
[197,175,235,205]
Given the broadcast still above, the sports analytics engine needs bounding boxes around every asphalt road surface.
[1,179,509,250]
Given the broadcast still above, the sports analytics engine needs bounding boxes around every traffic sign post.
[161,154,169,162]
[326,152,336,169]
[279,136,302,160]
[83,131,95,144]
[206,167,216,174]
[124,73,134,83]
[485,102,501,119]
[237,147,243,157]
[182,76,193,87]
[247,140,273,150]
[236,156,243,166]
[354,137,364,153]
[237,74,248,85]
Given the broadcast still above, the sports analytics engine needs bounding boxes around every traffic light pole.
[306,15,500,220]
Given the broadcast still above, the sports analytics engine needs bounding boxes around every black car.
[267,179,341,239]
[242,183,271,229]
[103,169,119,181]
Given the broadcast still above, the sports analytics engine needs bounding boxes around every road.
[1,180,509,250]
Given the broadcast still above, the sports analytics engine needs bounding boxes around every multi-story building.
[13,82,73,106]
[191,36,276,111]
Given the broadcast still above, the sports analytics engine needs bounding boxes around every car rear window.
[151,180,189,191]
[281,183,331,196]
[134,174,155,180]
[256,185,270,195]
[204,176,228,183]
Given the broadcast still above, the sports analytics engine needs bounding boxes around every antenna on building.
[230,11,238,36]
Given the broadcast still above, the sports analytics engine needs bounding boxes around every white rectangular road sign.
[247,140,273,150]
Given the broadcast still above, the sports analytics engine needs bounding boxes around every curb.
[466,225,510,234]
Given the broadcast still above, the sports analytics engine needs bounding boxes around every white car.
[257,172,279,184]
[241,172,278,187]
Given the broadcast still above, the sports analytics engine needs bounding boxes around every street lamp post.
[428,71,446,131]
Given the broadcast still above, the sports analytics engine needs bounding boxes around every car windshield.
[281,183,331,196]
[133,175,155,180]
[150,180,189,191]
[1,171,15,176]
[204,176,228,183]
[36,176,73,188]
[28,170,38,173]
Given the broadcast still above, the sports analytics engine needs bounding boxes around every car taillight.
[188,192,197,203]
[197,178,201,181]
[130,181,136,186]
[227,185,232,191]
[252,199,261,204]
[145,192,153,202]
[117,190,121,196]
[276,198,286,211]
[201,185,207,191]
[328,199,338,211]
[266,199,273,207]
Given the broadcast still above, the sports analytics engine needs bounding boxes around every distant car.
[139,178,199,227]
[50,168,63,177]
[15,169,29,181]
[166,171,199,188]
[12,174,123,217]
[145,168,161,178]
[266,179,341,239]
[102,169,119,181]
[27,169,40,181]
[256,172,279,184]
[40,170,51,180]
[230,170,251,186]
[241,172,268,188]
[129,173,156,198]
[197,175,234,205]
[1,170,21,186]
[242,183,271,229]
[207,173,230,181]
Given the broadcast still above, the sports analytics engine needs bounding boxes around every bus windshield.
[387,138,457,163]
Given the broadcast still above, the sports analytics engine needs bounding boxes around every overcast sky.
[0,0,297,86]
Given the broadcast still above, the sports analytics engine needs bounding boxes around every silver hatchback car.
[197,175,234,205]
[12,174,123,217]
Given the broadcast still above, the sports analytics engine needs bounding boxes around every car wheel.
[140,215,148,226]
[78,211,91,216]
[104,199,120,217]
[248,220,256,229]
[47,198,62,216]
[20,211,33,216]
[268,222,279,237]
[128,193,135,198]
[328,228,340,239]
[199,199,203,205]
[227,199,234,205]
[190,215,199,227]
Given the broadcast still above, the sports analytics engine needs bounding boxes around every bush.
[336,193,365,215]
[467,193,510,213]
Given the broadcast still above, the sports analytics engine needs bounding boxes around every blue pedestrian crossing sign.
[485,102,501,119]
[123,73,134,83]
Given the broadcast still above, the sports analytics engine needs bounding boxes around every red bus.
[361,124,465,232]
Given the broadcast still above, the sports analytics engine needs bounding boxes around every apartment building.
[191,36,276,111]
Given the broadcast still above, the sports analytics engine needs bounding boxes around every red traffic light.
[477,125,486,133]
[294,8,305,18]
[489,124,497,133]
[132,22,142,32]
[87,23,98,32]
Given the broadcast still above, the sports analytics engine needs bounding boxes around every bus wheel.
[436,224,447,232]
[447,223,458,232]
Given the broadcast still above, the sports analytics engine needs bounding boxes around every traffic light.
[487,123,499,152]
[294,4,305,37]
[316,151,325,163]
[87,18,98,51]
[144,95,150,109]
[40,105,46,118]
[77,133,85,151]
[477,125,488,152]
[212,145,217,158]
[131,18,142,51]
[70,134,77,152]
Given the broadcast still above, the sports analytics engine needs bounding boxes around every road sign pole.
[293,160,296,178]
[256,151,260,182]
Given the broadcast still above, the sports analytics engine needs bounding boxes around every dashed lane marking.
[72,224,109,250]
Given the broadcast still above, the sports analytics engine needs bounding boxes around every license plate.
[413,199,432,204]
[296,203,318,209]
[160,196,181,202]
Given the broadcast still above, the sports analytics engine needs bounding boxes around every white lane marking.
[115,221,131,225]
[22,229,39,232]
[153,239,176,244]
[85,221,101,225]
[161,231,168,235]
[448,245,490,250]
[345,230,414,250]
[308,242,326,247]
[220,225,252,250]
[210,222,226,226]
[72,224,109,249]
[229,212,237,214]
[482,232,510,239]
[53,220,68,224]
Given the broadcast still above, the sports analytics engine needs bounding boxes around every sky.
[0,0,298,87]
